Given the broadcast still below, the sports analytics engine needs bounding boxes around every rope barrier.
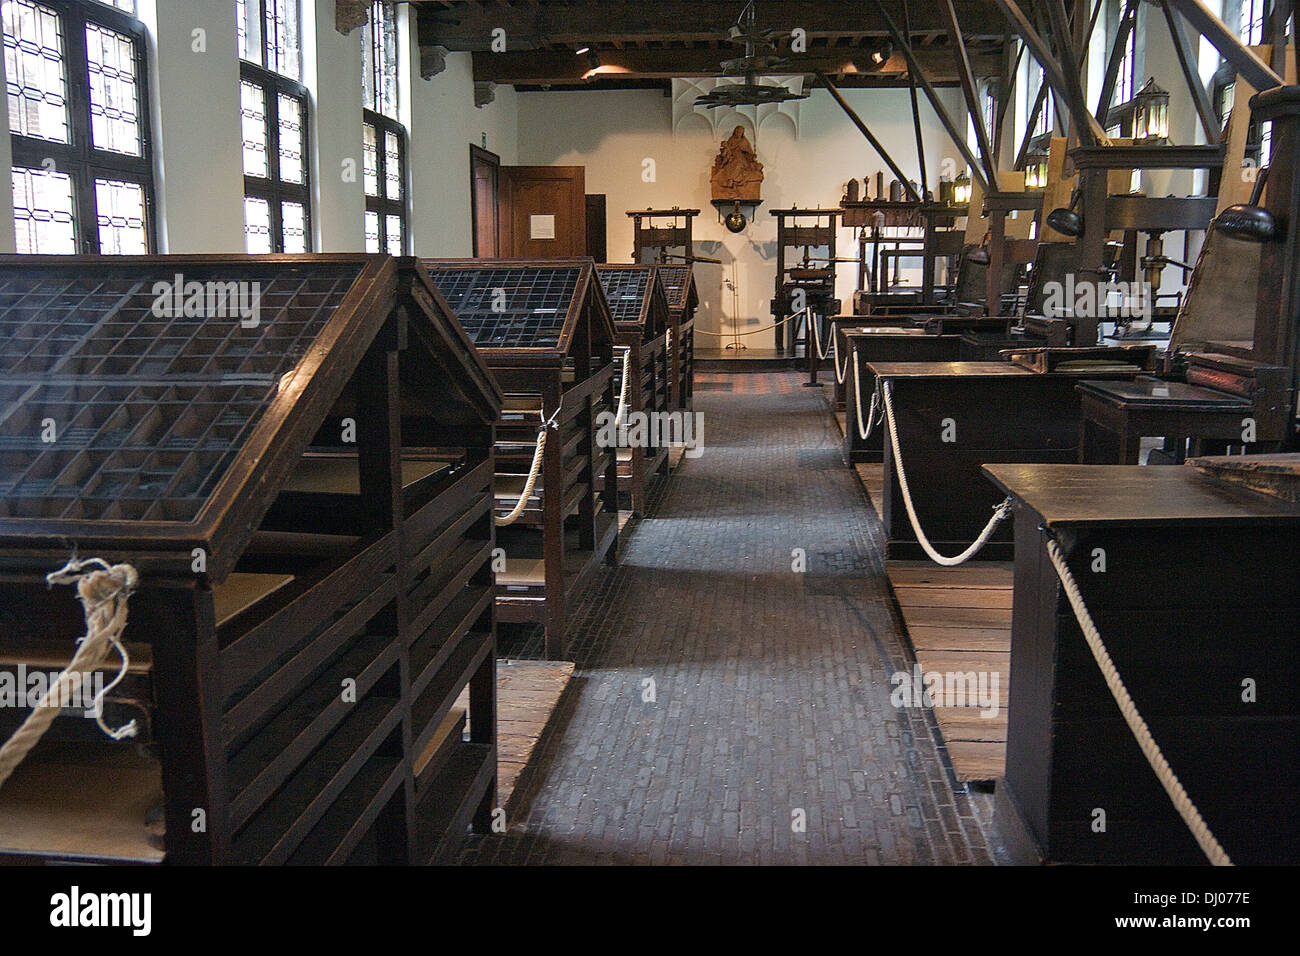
[0,558,139,794]
[613,346,632,428]
[881,380,1013,566]
[693,311,802,337]
[831,326,850,384]
[494,406,561,527]
[805,308,833,362]
[852,363,882,441]
[1044,537,1233,866]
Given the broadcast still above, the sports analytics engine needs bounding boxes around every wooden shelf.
[0,744,164,864]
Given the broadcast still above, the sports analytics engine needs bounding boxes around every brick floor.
[461,372,1006,865]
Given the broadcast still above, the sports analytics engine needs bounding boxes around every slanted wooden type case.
[595,265,672,516]
[653,264,697,411]
[0,254,504,865]
[422,259,620,661]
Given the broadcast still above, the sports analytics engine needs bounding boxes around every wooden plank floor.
[457,659,575,807]
[887,561,1012,783]
[850,456,1011,781]
[854,462,886,519]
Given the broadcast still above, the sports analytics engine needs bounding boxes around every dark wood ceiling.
[410,0,1010,89]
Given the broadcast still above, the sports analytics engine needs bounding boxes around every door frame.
[469,144,501,258]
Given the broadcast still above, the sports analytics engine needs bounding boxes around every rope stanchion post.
[1044,537,1233,866]
[803,308,826,388]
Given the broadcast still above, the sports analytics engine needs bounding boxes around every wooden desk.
[869,363,1081,561]
[1078,376,1252,464]
[984,463,1300,865]
[840,331,961,464]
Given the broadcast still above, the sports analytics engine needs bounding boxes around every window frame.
[7,0,156,253]
[240,59,312,254]
[362,107,407,255]
[237,0,301,82]
[362,0,398,121]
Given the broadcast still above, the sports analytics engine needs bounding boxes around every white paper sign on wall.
[530,214,556,240]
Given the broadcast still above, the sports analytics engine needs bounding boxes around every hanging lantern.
[954,169,973,205]
[1132,78,1170,142]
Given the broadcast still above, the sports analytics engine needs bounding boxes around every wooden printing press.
[770,208,844,355]
[978,86,1300,865]
[985,458,1300,864]
[827,238,1022,413]
[0,254,503,865]
[654,264,698,412]
[1077,206,1291,461]
[423,259,620,661]
[595,264,672,516]
[837,241,1083,464]
[1041,143,1224,349]
[868,349,1156,561]
[838,198,969,311]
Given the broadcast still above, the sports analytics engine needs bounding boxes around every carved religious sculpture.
[710,126,764,202]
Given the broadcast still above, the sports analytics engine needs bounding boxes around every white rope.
[1044,538,1233,866]
[494,406,561,527]
[806,307,833,362]
[693,312,802,337]
[613,346,632,428]
[831,325,850,384]
[852,362,882,441]
[881,380,1013,566]
[0,558,139,793]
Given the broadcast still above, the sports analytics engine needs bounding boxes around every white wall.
[405,43,518,257]
[304,0,364,251]
[139,0,244,252]
[516,86,966,337]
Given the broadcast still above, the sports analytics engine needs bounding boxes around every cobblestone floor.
[461,372,1006,864]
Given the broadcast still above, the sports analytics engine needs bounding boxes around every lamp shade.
[1214,203,1276,243]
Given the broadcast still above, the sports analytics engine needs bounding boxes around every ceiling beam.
[414,0,1008,50]
[469,47,1003,86]
[990,0,1109,145]
[871,0,991,194]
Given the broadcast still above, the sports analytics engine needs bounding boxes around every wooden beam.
[1161,0,1222,142]
[414,0,1010,50]
[994,32,1023,165]
[1044,0,1103,143]
[1013,81,1050,171]
[470,46,1002,86]
[1096,0,1138,123]
[903,0,930,196]
[1163,0,1284,91]
[991,0,1109,145]
[870,0,990,194]
[939,0,1000,188]
[817,72,921,200]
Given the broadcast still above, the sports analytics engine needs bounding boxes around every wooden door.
[470,145,500,258]
[585,194,608,262]
[498,166,586,258]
